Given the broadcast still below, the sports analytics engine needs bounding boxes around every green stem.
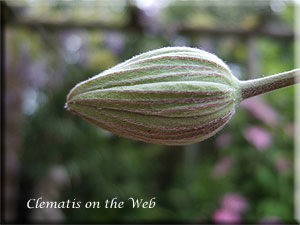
[239,68,300,100]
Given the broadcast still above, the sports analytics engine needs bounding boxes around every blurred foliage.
[5,0,296,223]
[8,0,128,25]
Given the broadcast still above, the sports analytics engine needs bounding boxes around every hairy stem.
[239,68,300,100]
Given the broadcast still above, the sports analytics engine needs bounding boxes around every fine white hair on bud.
[66,47,300,145]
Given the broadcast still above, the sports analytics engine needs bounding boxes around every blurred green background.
[3,0,296,223]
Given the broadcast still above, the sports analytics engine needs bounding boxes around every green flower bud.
[66,47,300,145]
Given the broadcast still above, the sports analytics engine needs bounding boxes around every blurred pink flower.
[275,157,291,173]
[212,157,233,178]
[212,208,241,224]
[221,193,248,214]
[243,126,271,151]
[216,133,233,148]
[241,96,279,127]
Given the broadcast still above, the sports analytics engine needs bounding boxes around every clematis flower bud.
[66,47,300,145]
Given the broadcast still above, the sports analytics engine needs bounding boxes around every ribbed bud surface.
[66,47,241,145]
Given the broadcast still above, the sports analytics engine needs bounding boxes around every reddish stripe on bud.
[69,95,228,105]
[93,99,232,117]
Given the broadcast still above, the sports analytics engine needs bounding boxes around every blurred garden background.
[3,0,298,223]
